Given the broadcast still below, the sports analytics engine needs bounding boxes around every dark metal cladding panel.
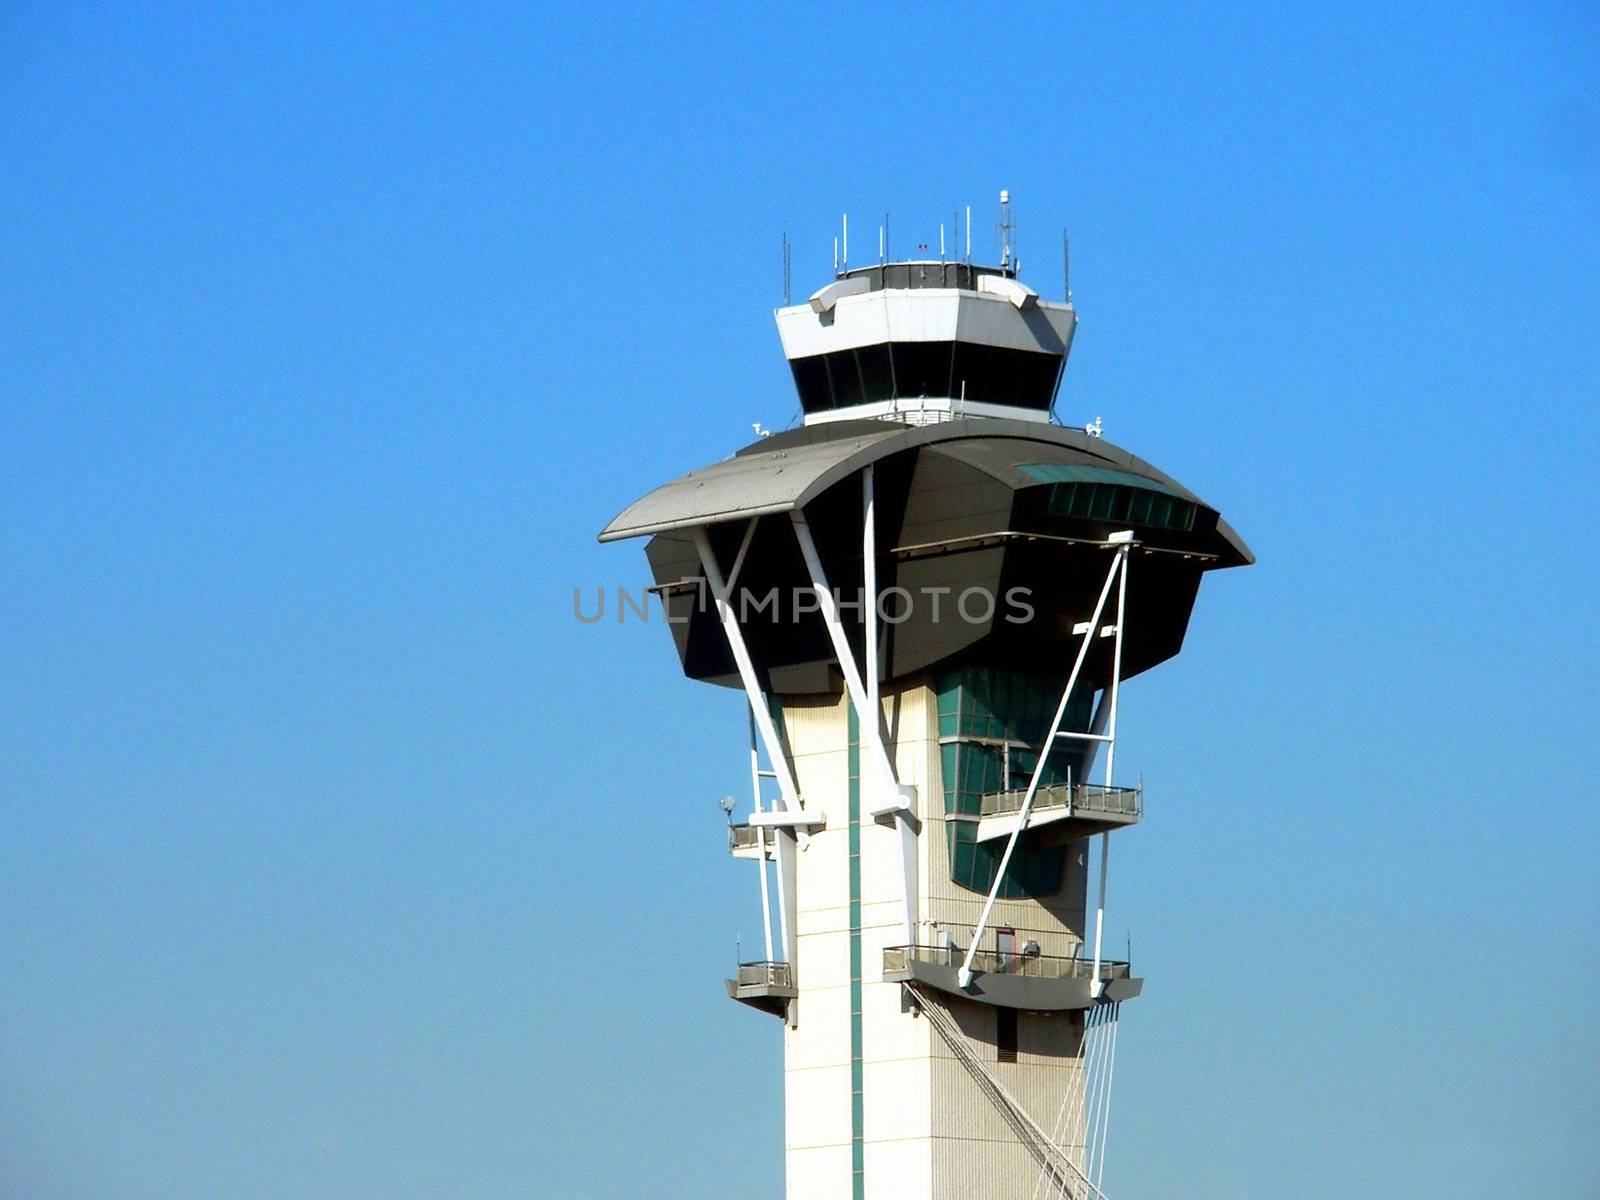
[642,533,699,670]
[895,445,1016,546]
[985,542,1203,684]
[886,547,1003,677]
[626,423,1246,693]
[877,446,1014,676]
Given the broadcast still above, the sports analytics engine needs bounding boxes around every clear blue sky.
[3,4,1597,1198]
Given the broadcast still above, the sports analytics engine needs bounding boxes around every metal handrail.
[728,824,765,851]
[884,943,1130,982]
[979,781,1142,820]
[735,960,793,989]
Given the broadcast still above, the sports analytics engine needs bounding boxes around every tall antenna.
[842,213,849,271]
[782,231,792,305]
[1062,229,1071,302]
[998,189,1015,271]
[878,219,885,263]
[965,205,971,262]
[939,222,946,261]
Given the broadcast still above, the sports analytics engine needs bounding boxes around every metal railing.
[979,781,1142,821]
[728,824,766,853]
[884,943,1130,982]
[734,960,794,990]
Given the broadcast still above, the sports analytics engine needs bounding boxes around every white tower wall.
[777,682,1092,1200]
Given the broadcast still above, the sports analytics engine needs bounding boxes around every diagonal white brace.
[790,504,918,946]
[695,523,802,966]
[959,542,1129,989]
[747,706,775,964]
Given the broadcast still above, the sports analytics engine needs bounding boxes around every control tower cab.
[781,260,1074,426]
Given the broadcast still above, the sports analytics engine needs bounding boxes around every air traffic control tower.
[599,210,1251,1200]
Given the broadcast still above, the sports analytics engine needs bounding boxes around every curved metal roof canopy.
[598,417,1253,566]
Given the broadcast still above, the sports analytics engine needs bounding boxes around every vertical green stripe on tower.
[847,703,864,1200]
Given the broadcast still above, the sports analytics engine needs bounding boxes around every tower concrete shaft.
[775,681,1104,1199]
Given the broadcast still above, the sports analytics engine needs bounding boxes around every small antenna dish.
[1084,416,1104,439]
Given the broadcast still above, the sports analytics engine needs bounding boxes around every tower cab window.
[789,342,1063,413]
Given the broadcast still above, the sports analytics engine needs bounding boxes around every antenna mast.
[998,189,1015,272]
[782,231,792,305]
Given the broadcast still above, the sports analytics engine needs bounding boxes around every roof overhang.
[597,418,1254,568]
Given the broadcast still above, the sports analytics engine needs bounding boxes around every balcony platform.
[974,782,1142,845]
[725,960,797,1020]
[883,945,1142,1010]
[727,824,775,860]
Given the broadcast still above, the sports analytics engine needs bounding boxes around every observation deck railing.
[734,960,794,991]
[884,944,1131,984]
[979,781,1142,822]
[728,824,766,854]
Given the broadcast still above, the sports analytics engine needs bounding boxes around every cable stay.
[1032,1000,1122,1200]
[908,982,1119,1200]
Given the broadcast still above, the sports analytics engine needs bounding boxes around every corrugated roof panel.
[597,428,902,542]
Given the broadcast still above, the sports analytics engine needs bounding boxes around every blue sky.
[2,4,1597,1198]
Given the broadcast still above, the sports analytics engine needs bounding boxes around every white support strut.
[748,706,775,965]
[790,506,918,946]
[864,465,880,735]
[1089,833,1110,1002]
[862,467,920,948]
[1090,542,1129,998]
[1103,538,1129,789]
[1076,688,1113,784]
[959,540,1130,990]
[694,523,801,967]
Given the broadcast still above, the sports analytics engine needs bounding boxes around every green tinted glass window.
[935,667,1094,897]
